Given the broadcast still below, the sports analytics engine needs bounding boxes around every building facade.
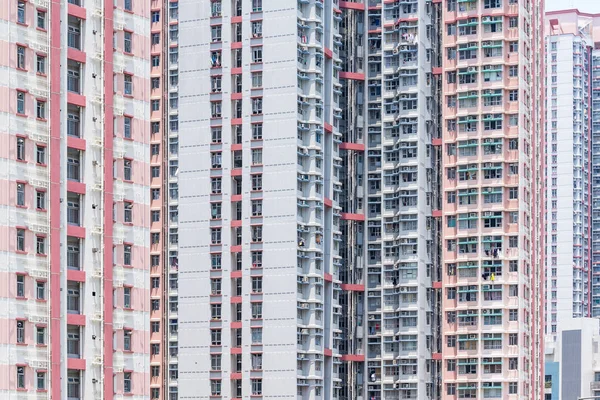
[149,0,181,398]
[440,0,545,399]
[544,318,600,400]
[176,0,443,399]
[1,0,150,398]
[544,9,600,338]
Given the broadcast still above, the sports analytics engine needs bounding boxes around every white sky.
[546,0,600,13]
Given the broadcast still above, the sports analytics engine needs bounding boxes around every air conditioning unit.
[303,276,309,283]
[301,329,309,334]
[482,309,489,314]
[468,67,476,72]
[92,248,99,253]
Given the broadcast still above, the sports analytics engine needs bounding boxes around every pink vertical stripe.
[49,0,61,398]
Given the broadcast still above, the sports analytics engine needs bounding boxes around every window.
[17,91,25,114]
[211,228,221,244]
[124,74,133,95]
[124,245,132,266]
[67,370,81,398]
[211,254,222,270]
[211,329,222,345]
[36,236,46,255]
[252,200,262,216]
[252,20,262,38]
[252,123,263,140]
[124,201,133,223]
[36,100,46,119]
[68,16,81,49]
[251,379,262,395]
[211,25,222,42]
[124,116,132,139]
[211,354,222,371]
[210,202,221,219]
[509,89,518,101]
[252,277,262,293]
[211,177,222,194]
[447,359,456,372]
[124,372,132,393]
[36,145,46,164]
[124,159,132,180]
[17,1,26,24]
[152,11,160,22]
[211,278,221,295]
[251,225,262,242]
[508,382,518,394]
[17,45,25,69]
[252,46,263,63]
[211,303,221,320]
[36,326,45,345]
[252,0,262,12]
[211,380,222,396]
[151,343,160,355]
[124,329,132,351]
[509,333,518,346]
[16,183,25,206]
[211,101,222,118]
[124,31,132,53]
[252,72,263,88]
[447,384,456,396]
[36,281,45,300]
[252,327,262,344]
[252,97,263,114]
[252,148,263,165]
[17,366,25,389]
[36,54,46,74]
[67,282,80,314]
[252,174,262,191]
[16,275,25,297]
[124,286,132,308]
[447,335,456,347]
[17,229,25,251]
[252,302,262,319]
[124,0,132,11]
[17,320,25,343]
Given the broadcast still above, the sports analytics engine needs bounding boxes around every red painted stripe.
[339,71,365,81]
[341,354,365,362]
[67,358,87,370]
[67,270,86,282]
[67,180,86,194]
[339,142,365,151]
[230,270,243,278]
[67,3,87,19]
[341,284,365,292]
[339,1,366,10]
[341,213,365,221]
[67,48,87,63]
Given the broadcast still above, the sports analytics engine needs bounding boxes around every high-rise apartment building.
[149,0,180,398]
[1,0,150,398]
[175,0,443,399]
[440,0,545,399]
[544,9,600,338]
